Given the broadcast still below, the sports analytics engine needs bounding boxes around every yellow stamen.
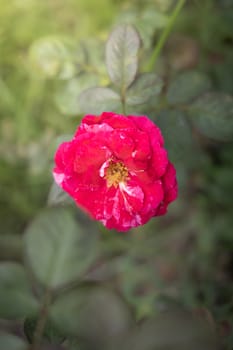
[105,161,128,188]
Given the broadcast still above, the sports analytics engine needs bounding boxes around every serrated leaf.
[106,24,140,89]
[126,73,163,105]
[79,87,121,114]
[189,92,233,141]
[167,70,212,104]
[0,333,27,350]
[24,208,99,288]
[54,75,99,115]
[50,285,132,346]
[0,262,38,319]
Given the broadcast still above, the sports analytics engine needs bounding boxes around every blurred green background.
[0,0,232,349]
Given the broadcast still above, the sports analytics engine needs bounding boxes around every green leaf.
[49,133,73,160]
[0,333,27,350]
[106,24,140,89]
[116,8,168,49]
[54,75,99,115]
[0,234,22,261]
[0,262,38,319]
[116,310,220,350]
[47,181,73,207]
[167,70,212,104]
[189,92,233,141]
[51,285,132,346]
[155,110,208,190]
[79,87,121,114]
[29,36,77,79]
[126,73,163,106]
[24,208,99,288]
[155,110,205,167]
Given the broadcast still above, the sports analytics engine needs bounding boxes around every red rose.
[53,112,177,231]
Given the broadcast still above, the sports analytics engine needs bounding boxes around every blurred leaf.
[54,75,99,115]
[24,315,65,345]
[0,234,22,261]
[167,70,212,105]
[47,182,73,207]
[155,110,205,167]
[82,38,108,81]
[116,256,157,317]
[189,92,233,141]
[116,310,220,350]
[126,73,163,106]
[155,110,208,190]
[106,24,140,89]
[51,285,133,347]
[49,134,73,161]
[0,262,38,319]
[210,54,233,95]
[116,8,168,49]
[24,208,99,288]
[0,333,27,350]
[79,87,121,114]
[29,36,78,79]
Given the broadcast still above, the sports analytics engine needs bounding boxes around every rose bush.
[53,112,177,231]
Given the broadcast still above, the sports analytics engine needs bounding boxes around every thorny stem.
[28,288,52,350]
[146,0,186,71]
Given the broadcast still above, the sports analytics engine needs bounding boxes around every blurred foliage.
[0,0,233,349]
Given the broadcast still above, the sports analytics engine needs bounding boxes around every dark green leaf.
[155,110,205,167]
[167,70,212,104]
[126,73,163,106]
[155,110,208,190]
[0,333,27,350]
[0,234,22,261]
[189,92,233,141]
[24,208,99,288]
[116,310,220,350]
[106,24,140,89]
[51,285,133,346]
[0,262,38,319]
[79,87,121,114]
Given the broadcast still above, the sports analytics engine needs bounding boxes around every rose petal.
[128,115,164,146]
[107,130,135,159]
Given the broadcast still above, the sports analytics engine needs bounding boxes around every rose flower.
[53,112,177,231]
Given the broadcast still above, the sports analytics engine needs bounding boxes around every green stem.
[29,288,52,350]
[146,0,186,71]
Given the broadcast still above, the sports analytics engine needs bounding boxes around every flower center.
[105,161,128,188]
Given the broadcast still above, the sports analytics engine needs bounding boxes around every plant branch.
[29,288,52,350]
[146,0,186,71]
